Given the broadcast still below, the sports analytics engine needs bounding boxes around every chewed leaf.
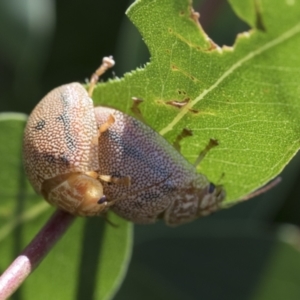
[93,0,300,204]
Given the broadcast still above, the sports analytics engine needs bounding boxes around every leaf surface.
[93,0,300,203]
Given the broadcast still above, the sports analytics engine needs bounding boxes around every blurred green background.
[1,0,300,299]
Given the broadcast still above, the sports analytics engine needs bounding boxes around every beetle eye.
[208,183,215,194]
[98,195,107,204]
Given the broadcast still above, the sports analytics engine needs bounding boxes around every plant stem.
[0,209,75,299]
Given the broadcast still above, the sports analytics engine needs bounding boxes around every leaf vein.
[160,22,300,135]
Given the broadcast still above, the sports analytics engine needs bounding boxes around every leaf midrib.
[159,22,300,136]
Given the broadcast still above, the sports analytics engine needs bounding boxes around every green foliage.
[1,0,300,299]
[253,228,300,300]
[94,0,300,203]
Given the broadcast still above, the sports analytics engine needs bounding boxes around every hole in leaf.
[195,0,251,47]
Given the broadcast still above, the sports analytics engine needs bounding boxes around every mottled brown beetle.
[23,57,225,226]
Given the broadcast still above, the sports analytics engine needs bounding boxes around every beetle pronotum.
[23,57,226,226]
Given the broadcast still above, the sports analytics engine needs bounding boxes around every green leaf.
[114,221,300,300]
[93,0,300,204]
[0,114,133,299]
[227,0,258,29]
[253,225,300,300]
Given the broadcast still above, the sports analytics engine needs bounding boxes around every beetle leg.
[193,138,219,167]
[99,114,115,133]
[131,97,146,123]
[99,174,131,186]
[88,56,115,97]
[84,171,99,178]
[173,128,193,152]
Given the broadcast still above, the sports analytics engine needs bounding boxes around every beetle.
[23,57,225,226]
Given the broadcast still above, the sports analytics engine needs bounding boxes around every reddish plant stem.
[241,177,282,201]
[0,209,75,299]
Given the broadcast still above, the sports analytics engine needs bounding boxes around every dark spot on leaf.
[188,108,200,114]
[166,98,190,108]
[207,40,219,51]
